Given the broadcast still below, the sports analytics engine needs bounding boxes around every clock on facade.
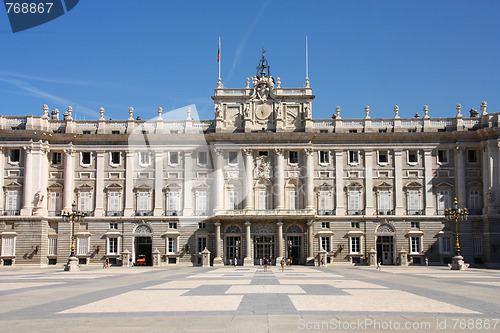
[255,104,272,120]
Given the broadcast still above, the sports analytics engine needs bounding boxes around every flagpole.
[218,37,221,80]
[305,35,309,79]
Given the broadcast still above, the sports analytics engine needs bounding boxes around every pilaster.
[455,146,466,208]
[305,148,314,210]
[21,145,33,216]
[243,149,254,210]
[364,150,374,216]
[182,151,193,216]
[124,151,134,217]
[424,149,434,215]
[394,149,404,215]
[0,148,4,211]
[335,150,344,215]
[274,148,285,209]
[214,148,224,212]
[63,147,74,211]
[94,151,105,217]
[153,151,163,216]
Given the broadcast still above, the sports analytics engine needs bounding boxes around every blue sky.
[0,0,499,121]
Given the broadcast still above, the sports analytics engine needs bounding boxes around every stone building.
[1,54,499,268]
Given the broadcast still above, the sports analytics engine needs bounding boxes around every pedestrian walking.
[280,258,285,272]
[376,259,382,270]
[425,257,429,267]
[259,258,263,266]
[234,257,238,267]
[264,257,268,272]
[229,258,233,266]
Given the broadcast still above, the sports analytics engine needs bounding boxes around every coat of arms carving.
[254,155,271,179]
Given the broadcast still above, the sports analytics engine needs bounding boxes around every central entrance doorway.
[286,236,302,265]
[135,236,152,266]
[376,236,394,265]
[225,236,242,265]
[254,235,275,265]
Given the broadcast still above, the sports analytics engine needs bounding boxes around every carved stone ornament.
[256,82,270,101]
[254,155,271,179]
[215,105,223,120]
[225,225,242,233]
[226,171,239,179]
[376,224,395,234]
[286,225,303,233]
[252,224,274,234]
[135,225,152,234]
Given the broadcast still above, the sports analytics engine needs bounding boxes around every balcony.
[83,211,94,217]
[165,210,182,216]
[347,209,364,216]
[135,210,153,216]
[0,210,20,216]
[48,210,62,216]
[194,210,209,216]
[406,209,424,216]
[376,209,394,216]
[318,210,336,216]
[215,209,314,217]
[106,211,124,217]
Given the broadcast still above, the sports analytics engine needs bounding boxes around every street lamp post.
[444,197,469,270]
[62,201,85,271]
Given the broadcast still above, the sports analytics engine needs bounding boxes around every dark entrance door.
[135,237,152,266]
[225,236,242,265]
[286,236,302,265]
[254,236,275,265]
[376,236,394,265]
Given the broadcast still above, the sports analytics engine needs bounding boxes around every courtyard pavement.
[1,264,500,332]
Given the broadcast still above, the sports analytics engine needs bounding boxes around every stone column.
[364,150,374,215]
[455,147,466,208]
[277,221,284,263]
[124,151,134,217]
[63,147,74,212]
[214,148,224,212]
[21,145,33,216]
[182,151,193,216]
[423,149,434,215]
[275,149,285,209]
[392,149,404,215]
[243,149,254,210]
[306,219,314,265]
[244,220,253,265]
[213,221,223,266]
[38,146,49,215]
[305,148,314,210]
[335,150,344,215]
[488,141,499,212]
[153,151,163,216]
[0,148,4,211]
[94,151,105,216]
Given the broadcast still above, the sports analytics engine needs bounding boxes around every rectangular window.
[468,190,481,211]
[108,238,118,255]
[81,152,91,165]
[407,190,421,215]
[437,150,448,164]
[167,237,177,253]
[411,222,420,228]
[437,190,450,214]
[1,237,15,256]
[467,150,478,163]
[197,237,207,254]
[196,191,208,215]
[348,190,361,214]
[410,237,421,253]
[139,152,150,165]
[349,151,359,164]
[288,190,298,210]
[110,223,118,229]
[48,238,57,256]
[378,150,388,164]
[321,222,330,229]
[351,237,360,253]
[10,149,20,163]
[108,192,121,213]
[442,236,451,254]
[321,237,331,252]
[228,190,238,210]
[167,191,180,213]
[377,190,391,214]
[137,192,150,212]
[258,151,268,156]
[228,152,238,164]
[6,190,19,212]
[78,192,92,213]
[77,237,89,255]
[258,190,269,210]
[408,151,418,163]
[49,192,61,215]
[319,190,332,213]
[112,130,120,135]
[319,151,329,164]
[198,151,207,165]
[289,151,298,164]
[83,130,91,135]
[111,152,120,165]
[51,152,62,165]
[351,222,360,229]
[169,152,179,165]
[198,222,206,229]
[473,236,483,255]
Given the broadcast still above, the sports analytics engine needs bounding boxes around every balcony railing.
[0,210,20,216]
[135,210,153,216]
[165,210,182,216]
[195,210,209,216]
[83,211,94,217]
[48,210,61,216]
[106,211,124,217]
[376,209,394,216]
[215,209,314,216]
[406,209,424,216]
[347,209,364,216]
[318,210,336,216]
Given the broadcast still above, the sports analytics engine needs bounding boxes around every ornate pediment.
[254,155,271,179]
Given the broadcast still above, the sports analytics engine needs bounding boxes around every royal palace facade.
[1,56,500,268]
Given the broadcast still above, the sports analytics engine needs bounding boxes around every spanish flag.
[217,37,220,62]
